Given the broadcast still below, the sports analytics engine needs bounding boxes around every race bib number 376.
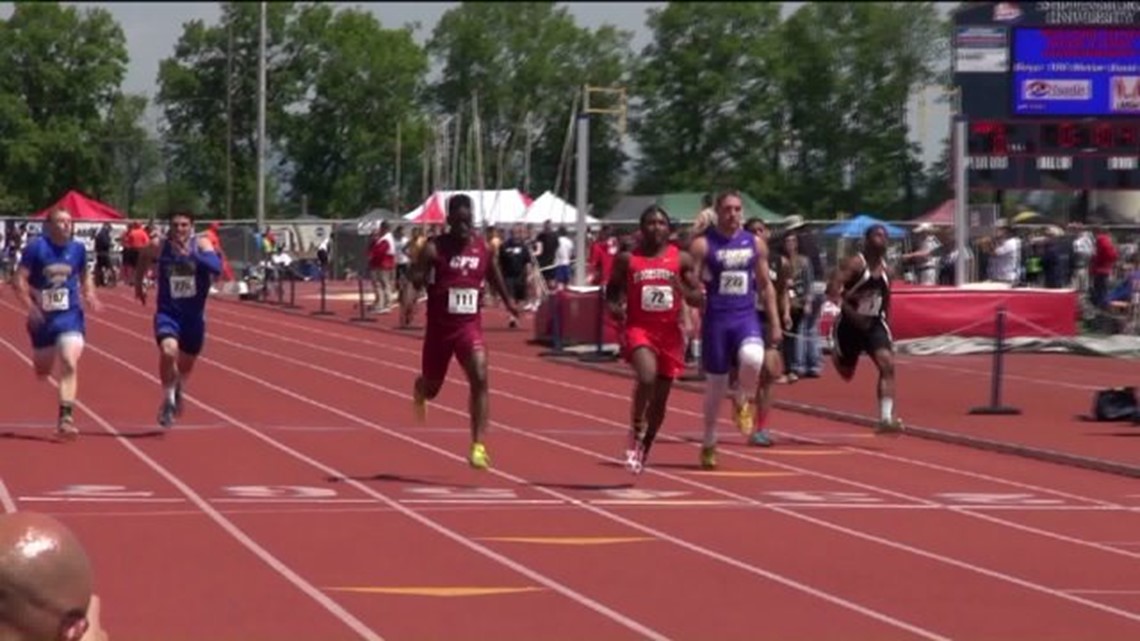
[170,275,197,299]
[719,270,749,296]
[448,287,478,314]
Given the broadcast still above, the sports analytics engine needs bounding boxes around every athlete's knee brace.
[737,342,766,376]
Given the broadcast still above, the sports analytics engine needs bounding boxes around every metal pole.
[574,113,589,287]
[256,2,267,233]
[953,117,969,287]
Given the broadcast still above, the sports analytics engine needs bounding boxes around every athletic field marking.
[0,336,386,641]
[324,586,545,597]
[73,335,674,641]
[0,478,16,513]
[171,318,1140,627]
[103,322,952,641]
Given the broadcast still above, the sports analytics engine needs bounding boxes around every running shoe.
[56,413,78,440]
[625,443,644,475]
[734,399,756,436]
[699,445,717,470]
[749,429,774,447]
[157,400,176,429]
[875,417,904,435]
[412,386,427,424]
[624,428,641,462]
[469,442,491,470]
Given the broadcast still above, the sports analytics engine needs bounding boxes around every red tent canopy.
[914,199,953,224]
[33,190,126,221]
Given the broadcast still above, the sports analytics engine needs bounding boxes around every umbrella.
[821,214,907,239]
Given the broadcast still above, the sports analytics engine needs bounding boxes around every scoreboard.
[953,2,1140,190]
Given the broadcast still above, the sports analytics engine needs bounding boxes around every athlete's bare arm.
[753,235,782,345]
[134,238,161,304]
[776,256,793,328]
[485,240,520,317]
[80,246,101,311]
[677,251,705,308]
[688,235,708,264]
[408,240,437,291]
[826,254,864,305]
[605,251,631,322]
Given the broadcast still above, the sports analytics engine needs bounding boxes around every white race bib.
[170,275,197,299]
[640,285,674,312]
[40,288,69,312]
[719,270,749,296]
[856,295,882,316]
[448,287,478,314]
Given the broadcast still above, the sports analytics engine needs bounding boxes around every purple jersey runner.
[700,227,764,375]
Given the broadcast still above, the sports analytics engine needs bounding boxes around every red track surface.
[2,288,1140,640]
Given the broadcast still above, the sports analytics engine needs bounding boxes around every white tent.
[522,191,600,226]
[402,190,530,226]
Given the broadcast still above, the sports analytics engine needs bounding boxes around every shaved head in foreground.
[0,513,97,641]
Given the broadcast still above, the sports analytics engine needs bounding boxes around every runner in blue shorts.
[135,211,222,428]
[13,207,102,439]
[688,190,781,469]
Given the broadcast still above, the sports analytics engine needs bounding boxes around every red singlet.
[622,244,685,379]
[421,235,489,382]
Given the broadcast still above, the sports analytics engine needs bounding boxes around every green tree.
[101,94,162,216]
[781,2,946,217]
[284,7,429,218]
[631,2,784,201]
[426,2,631,211]
[0,2,128,213]
[156,2,314,219]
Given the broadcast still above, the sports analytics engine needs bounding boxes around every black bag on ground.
[1092,387,1138,422]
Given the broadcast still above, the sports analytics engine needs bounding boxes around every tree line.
[0,1,953,221]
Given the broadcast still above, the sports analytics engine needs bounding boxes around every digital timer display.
[963,120,1140,190]
[969,120,1140,154]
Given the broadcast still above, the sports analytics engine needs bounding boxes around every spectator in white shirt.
[554,227,574,286]
[988,222,1022,285]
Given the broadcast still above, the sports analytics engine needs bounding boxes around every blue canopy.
[822,214,907,239]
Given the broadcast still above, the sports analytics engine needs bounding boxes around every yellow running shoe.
[699,445,717,470]
[469,442,491,470]
[412,387,427,424]
[735,400,756,436]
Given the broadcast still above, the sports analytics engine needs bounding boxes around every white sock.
[880,397,894,422]
[702,374,730,448]
[165,384,178,406]
[736,343,766,402]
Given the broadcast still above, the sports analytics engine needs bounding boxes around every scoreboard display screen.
[953,2,1140,190]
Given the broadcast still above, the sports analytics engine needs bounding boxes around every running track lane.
[0,304,681,641]
[80,291,1140,634]
[207,294,1140,503]
[0,315,381,641]
[196,298,1140,610]
[186,299,1140,627]
[31,299,952,640]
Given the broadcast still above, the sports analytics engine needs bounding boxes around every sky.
[0,1,951,168]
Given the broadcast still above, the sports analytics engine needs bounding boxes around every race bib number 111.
[448,287,478,314]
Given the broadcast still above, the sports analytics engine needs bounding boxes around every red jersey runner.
[421,235,489,382]
[622,244,686,379]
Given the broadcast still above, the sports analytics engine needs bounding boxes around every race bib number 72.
[448,287,478,314]
[640,285,674,312]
